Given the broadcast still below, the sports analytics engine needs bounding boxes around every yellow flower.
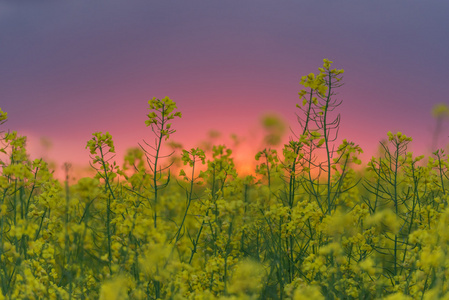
[227,259,265,295]
[383,292,412,300]
[293,284,324,300]
[359,257,377,276]
[99,276,130,300]
[0,107,7,123]
[432,103,449,118]
[365,209,401,234]
[322,58,333,69]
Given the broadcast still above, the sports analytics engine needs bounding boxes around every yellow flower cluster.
[145,96,182,140]
[0,108,7,124]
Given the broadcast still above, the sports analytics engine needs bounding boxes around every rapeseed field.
[1,59,449,299]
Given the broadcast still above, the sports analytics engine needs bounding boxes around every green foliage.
[0,61,448,299]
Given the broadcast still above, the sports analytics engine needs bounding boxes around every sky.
[1,0,449,179]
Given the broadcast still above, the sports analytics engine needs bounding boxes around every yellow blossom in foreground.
[383,292,412,300]
[365,209,401,234]
[227,260,265,296]
[292,284,324,300]
[99,276,130,300]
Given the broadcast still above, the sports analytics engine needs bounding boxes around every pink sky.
[1,1,448,180]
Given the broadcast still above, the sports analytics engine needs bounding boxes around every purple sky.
[1,0,448,177]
